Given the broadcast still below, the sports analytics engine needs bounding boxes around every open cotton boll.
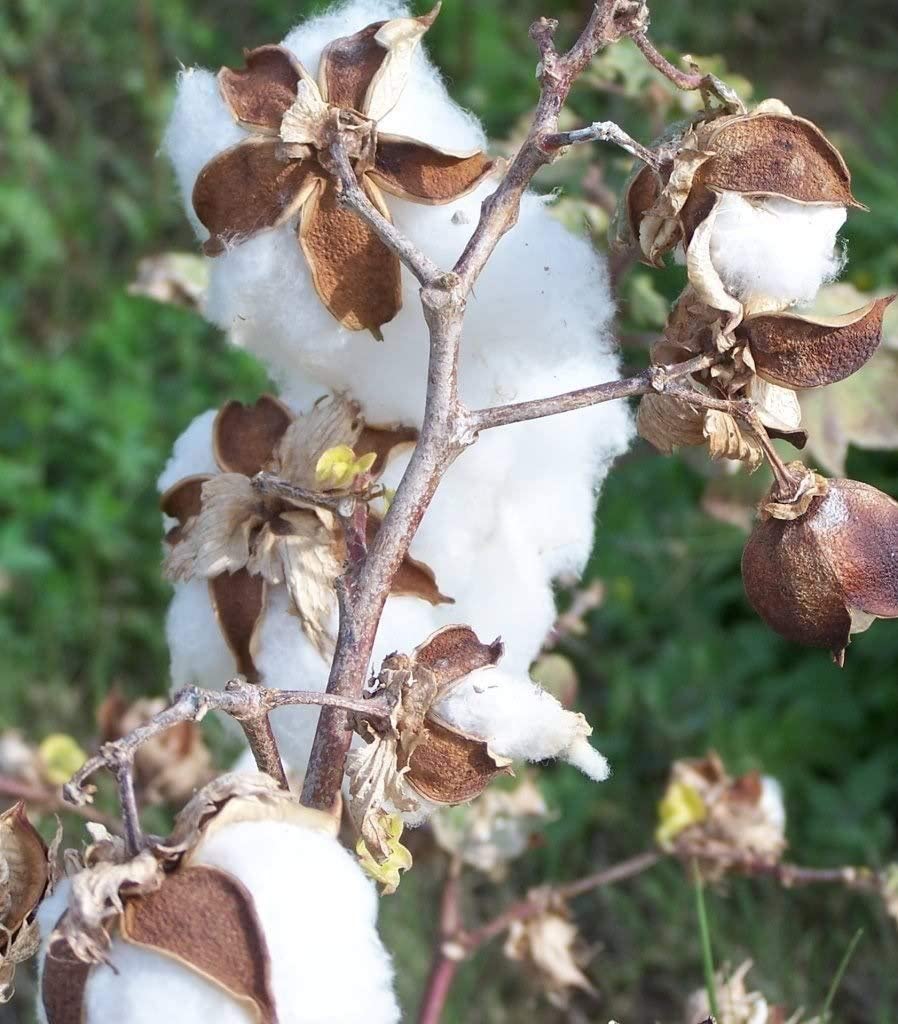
[435,668,610,782]
[709,192,847,309]
[37,822,399,1024]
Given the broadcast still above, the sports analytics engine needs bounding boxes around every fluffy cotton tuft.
[436,668,610,781]
[161,0,632,782]
[709,192,847,309]
[37,820,399,1024]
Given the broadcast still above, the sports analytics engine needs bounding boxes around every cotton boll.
[37,822,399,1024]
[709,192,847,309]
[436,668,610,781]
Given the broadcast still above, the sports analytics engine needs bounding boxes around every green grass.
[4,1,898,1021]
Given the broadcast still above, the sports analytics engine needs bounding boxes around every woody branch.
[301,0,740,812]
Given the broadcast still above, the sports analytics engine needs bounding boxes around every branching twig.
[301,0,724,814]
[416,844,890,1021]
[542,120,660,168]
[63,679,392,838]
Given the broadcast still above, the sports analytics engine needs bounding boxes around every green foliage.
[3,0,898,1021]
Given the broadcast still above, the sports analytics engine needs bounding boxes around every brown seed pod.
[742,478,898,662]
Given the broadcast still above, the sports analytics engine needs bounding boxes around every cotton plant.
[23,0,898,1021]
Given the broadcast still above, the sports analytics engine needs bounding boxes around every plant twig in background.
[693,861,721,1023]
[820,928,864,1022]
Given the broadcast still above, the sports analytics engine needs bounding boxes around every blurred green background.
[3,0,898,1021]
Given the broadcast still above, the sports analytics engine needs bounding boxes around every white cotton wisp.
[37,820,399,1024]
[435,667,610,782]
[708,192,847,310]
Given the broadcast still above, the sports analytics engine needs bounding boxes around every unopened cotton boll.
[708,192,847,310]
[37,819,399,1024]
[435,667,610,782]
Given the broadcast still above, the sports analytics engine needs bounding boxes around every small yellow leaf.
[315,445,377,489]
[655,779,707,848]
[39,734,87,786]
[355,813,413,895]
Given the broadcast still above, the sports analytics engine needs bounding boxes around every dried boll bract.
[656,752,786,877]
[162,393,445,666]
[742,473,898,664]
[624,99,861,315]
[0,802,57,1003]
[38,773,399,1024]
[346,627,609,865]
[190,4,495,335]
[637,288,894,470]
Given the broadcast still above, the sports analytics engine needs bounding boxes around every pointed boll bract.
[37,775,399,1024]
[742,476,898,662]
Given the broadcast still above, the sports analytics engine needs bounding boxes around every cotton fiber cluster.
[708,192,847,311]
[161,0,631,785]
[37,817,399,1024]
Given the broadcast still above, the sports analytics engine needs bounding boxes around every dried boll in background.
[160,0,631,786]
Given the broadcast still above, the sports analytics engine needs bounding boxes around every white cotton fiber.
[436,668,610,781]
[709,192,847,309]
[161,0,632,787]
[37,820,398,1024]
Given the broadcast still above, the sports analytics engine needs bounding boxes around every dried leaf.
[121,865,277,1023]
[371,134,495,204]
[0,803,49,938]
[405,717,512,805]
[299,176,401,335]
[212,395,293,477]
[658,754,786,872]
[193,138,320,256]
[741,297,894,389]
[218,45,308,133]
[505,905,595,1006]
[54,849,164,964]
[278,77,331,149]
[164,473,260,581]
[278,510,343,657]
[128,252,209,312]
[637,392,706,454]
[272,395,362,489]
[750,378,802,434]
[703,410,763,470]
